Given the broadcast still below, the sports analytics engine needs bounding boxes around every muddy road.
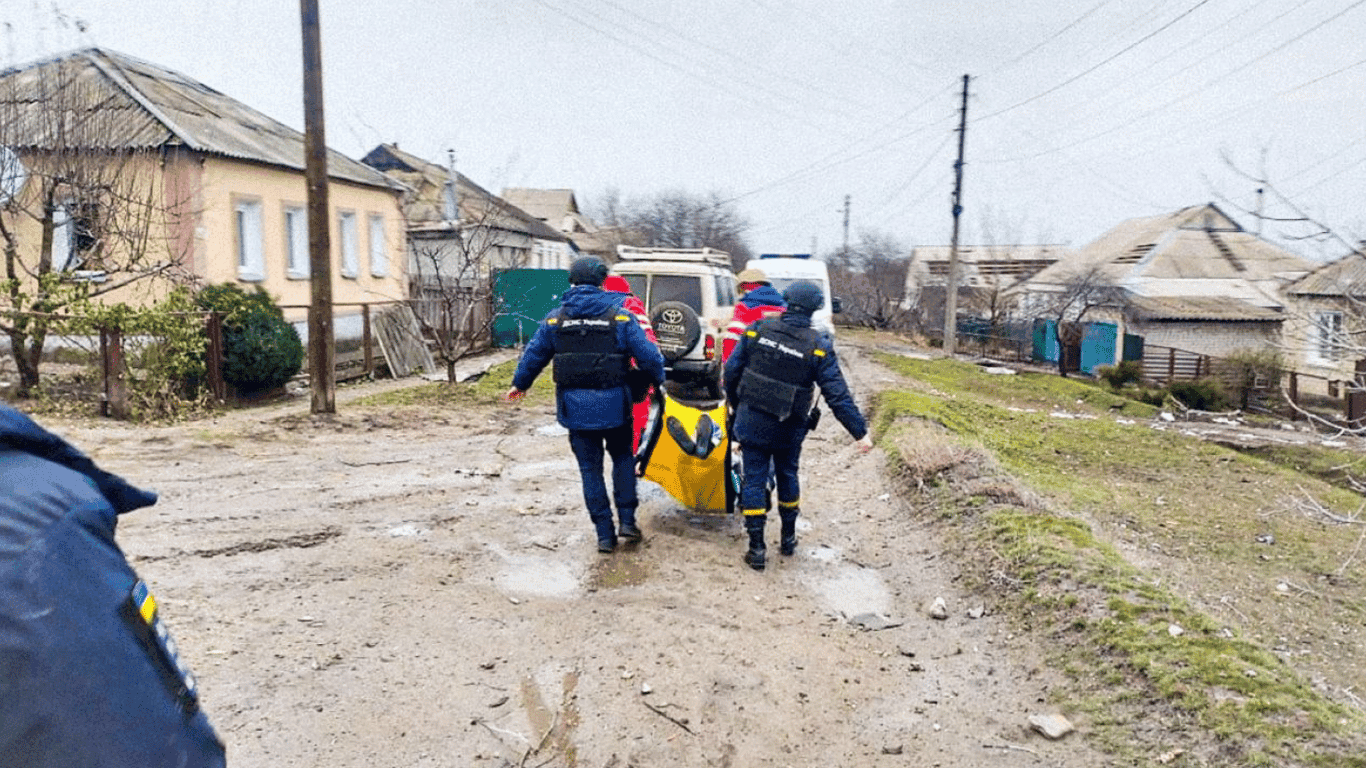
[51,339,1110,767]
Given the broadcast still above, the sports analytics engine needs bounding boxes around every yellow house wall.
[200,156,407,323]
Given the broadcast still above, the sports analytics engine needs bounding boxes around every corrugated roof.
[0,47,399,190]
[1027,203,1312,287]
[1126,295,1285,322]
[1285,251,1366,296]
[361,144,566,241]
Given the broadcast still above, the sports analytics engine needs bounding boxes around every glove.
[504,387,525,403]
[855,434,873,452]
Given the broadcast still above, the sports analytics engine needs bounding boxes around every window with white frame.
[235,198,265,281]
[368,214,388,277]
[284,205,308,279]
[338,210,358,278]
[1314,310,1344,362]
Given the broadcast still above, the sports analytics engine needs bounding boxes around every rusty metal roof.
[0,47,398,190]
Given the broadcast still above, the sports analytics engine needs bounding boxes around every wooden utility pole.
[301,0,335,413]
[942,74,970,356]
[841,194,851,255]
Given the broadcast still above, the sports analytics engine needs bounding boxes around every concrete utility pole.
[942,74,970,356]
[301,0,336,413]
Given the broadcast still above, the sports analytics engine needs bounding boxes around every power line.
[975,0,1214,123]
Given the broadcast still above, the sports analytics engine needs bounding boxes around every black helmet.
[568,256,609,286]
[782,280,823,315]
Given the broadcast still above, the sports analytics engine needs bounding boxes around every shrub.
[196,284,304,395]
[1097,360,1143,391]
[1168,377,1230,411]
[1134,387,1168,407]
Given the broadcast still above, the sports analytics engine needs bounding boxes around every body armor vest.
[551,308,629,389]
[737,319,820,421]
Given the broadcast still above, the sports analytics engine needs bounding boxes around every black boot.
[779,507,799,556]
[619,509,643,545]
[743,514,767,571]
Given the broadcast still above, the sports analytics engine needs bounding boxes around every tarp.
[635,388,736,515]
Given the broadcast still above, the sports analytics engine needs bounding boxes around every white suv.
[610,246,737,399]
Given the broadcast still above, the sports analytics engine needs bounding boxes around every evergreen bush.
[196,284,304,395]
[1168,377,1230,411]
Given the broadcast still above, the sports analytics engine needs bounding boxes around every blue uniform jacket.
[512,285,666,431]
[724,312,868,449]
[0,405,226,767]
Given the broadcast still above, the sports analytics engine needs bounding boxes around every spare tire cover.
[651,301,702,362]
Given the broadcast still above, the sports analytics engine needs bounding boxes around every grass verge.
[873,353,1366,767]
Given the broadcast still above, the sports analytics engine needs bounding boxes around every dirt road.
[51,339,1113,767]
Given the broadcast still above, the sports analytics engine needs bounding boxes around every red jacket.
[722,294,785,362]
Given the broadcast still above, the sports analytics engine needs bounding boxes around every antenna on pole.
[942,74,970,356]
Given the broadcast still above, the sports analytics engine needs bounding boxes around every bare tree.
[827,230,911,330]
[1026,262,1124,377]
[0,51,194,396]
[406,189,533,382]
[619,189,753,269]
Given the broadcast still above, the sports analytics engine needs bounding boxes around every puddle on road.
[809,565,892,619]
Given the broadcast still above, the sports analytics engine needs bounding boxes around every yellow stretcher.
[635,387,737,515]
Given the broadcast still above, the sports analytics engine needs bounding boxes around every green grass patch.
[875,353,1366,766]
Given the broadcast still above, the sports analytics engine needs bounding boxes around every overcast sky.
[5,0,1364,260]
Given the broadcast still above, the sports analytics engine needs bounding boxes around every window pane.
[369,214,387,277]
[649,275,703,314]
[339,212,358,277]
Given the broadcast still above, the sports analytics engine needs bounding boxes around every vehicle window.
[617,273,648,303]
[715,274,735,308]
[768,277,828,303]
[650,275,703,313]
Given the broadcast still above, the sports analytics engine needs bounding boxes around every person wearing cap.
[723,280,871,571]
[506,256,666,553]
[0,404,226,767]
[721,268,786,363]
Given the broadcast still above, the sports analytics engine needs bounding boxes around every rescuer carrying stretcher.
[723,280,871,571]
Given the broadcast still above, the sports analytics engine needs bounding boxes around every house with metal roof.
[360,144,572,278]
[0,47,408,322]
[902,243,1068,334]
[1282,245,1366,385]
[1014,203,1314,368]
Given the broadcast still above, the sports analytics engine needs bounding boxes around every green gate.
[492,268,569,347]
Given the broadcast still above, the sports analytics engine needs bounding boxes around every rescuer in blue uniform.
[0,404,226,767]
[724,280,870,571]
[506,256,667,553]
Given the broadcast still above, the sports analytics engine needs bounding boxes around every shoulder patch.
[745,329,757,337]
[615,314,630,322]
[547,317,560,325]
[814,348,827,357]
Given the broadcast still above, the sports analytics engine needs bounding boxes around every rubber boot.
[779,507,799,556]
[743,514,767,571]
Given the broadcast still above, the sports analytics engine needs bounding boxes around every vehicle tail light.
[704,334,715,360]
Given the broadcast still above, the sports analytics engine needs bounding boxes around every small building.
[903,243,1066,333]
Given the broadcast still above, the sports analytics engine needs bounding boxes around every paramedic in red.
[720,268,786,362]
[603,275,658,451]
[505,257,666,553]
[723,281,870,571]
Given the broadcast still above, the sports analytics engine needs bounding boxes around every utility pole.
[942,74,970,356]
[841,194,851,256]
[301,0,335,414]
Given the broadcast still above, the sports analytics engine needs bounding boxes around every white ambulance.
[745,254,840,338]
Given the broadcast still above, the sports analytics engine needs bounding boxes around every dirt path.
[49,341,1114,768]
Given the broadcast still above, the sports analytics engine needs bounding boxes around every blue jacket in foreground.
[512,284,666,431]
[724,312,868,448]
[0,405,226,768]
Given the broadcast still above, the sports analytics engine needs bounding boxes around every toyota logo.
[660,308,684,324]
